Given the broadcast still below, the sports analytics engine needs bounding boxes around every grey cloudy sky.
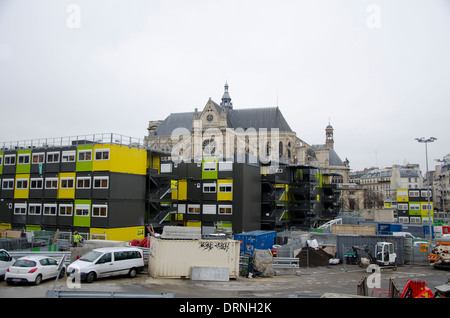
[0,0,449,173]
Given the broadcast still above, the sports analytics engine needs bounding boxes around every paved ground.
[1,263,448,298]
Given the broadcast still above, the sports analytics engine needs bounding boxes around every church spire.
[220,82,233,110]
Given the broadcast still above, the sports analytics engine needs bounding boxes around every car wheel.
[86,271,96,283]
[34,274,42,286]
[129,268,137,278]
[59,268,66,278]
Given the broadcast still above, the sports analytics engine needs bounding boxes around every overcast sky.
[0,0,449,173]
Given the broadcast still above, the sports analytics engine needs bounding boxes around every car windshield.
[13,259,36,267]
[79,251,102,262]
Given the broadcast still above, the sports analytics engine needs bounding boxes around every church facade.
[145,83,349,181]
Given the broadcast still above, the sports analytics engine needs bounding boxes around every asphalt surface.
[0,263,448,298]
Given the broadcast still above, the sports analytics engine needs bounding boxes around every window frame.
[93,176,109,189]
[28,203,42,215]
[78,149,92,162]
[43,204,57,216]
[46,152,60,163]
[45,177,58,189]
[92,204,108,218]
[76,177,91,189]
[59,204,73,216]
[75,204,90,217]
[94,148,110,161]
[62,150,76,163]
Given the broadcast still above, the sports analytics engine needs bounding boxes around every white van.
[0,249,14,279]
[67,247,144,283]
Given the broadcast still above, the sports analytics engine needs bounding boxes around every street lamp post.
[415,137,437,239]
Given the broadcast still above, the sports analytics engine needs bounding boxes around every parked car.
[67,247,144,283]
[0,249,14,279]
[5,255,66,285]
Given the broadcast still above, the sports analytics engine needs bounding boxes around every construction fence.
[275,231,433,266]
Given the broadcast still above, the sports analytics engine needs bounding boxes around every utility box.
[148,238,240,279]
[234,230,277,256]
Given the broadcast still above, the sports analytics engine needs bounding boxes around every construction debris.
[296,247,333,267]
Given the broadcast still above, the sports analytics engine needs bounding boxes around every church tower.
[326,122,334,149]
[220,82,233,110]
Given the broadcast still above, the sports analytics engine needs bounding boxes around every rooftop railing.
[0,133,145,151]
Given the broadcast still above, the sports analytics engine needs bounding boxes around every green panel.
[202,158,218,179]
[316,173,323,188]
[16,149,31,174]
[76,145,93,172]
[73,199,91,227]
[0,150,3,174]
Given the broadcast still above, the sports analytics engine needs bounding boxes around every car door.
[94,252,114,278]
[39,258,52,280]
[45,258,60,279]
[0,250,14,276]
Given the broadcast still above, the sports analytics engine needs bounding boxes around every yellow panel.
[178,180,187,201]
[397,189,409,202]
[92,144,147,175]
[14,174,30,199]
[58,172,76,199]
[186,221,201,227]
[171,180,178,200]
[90,226,145,241]
[420,202,433,216]
[217,179,233,201]
[152,156,160,174]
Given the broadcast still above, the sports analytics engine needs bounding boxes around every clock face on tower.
[206,114,214,122]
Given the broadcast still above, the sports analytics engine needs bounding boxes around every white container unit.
[148,238,240,279]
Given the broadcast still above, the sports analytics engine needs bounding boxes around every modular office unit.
[0,135,149,241]
[155,159,262,234]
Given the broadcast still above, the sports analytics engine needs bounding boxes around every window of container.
[45,178,58,189]
[75,204,90,217]
[92,205,108,217]
[219,205,233,215]
[4,155,16,165]
[28,204,41,215]
[76,177,91,189]
[59,204,73,216]
[62,150,76,163]
[94,149,110,161]
[93,176,109,189]
[32,153,45,164]
[30,178,43,189]
[60,178,74,189]
[16,178,28,189]
[78,150,92,161]
[43,204,57,216]
[47,152,60,163]
[14,203,26,215]
[17,154,30,165]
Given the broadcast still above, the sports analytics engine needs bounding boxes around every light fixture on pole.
[415,137,437,239]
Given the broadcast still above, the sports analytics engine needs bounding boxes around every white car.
[5,255,66,285]
[0,249,14,279]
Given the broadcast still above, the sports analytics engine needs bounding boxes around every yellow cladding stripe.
[92,144,147,175]
[187,221,201,227]
[58,172,76,199]
[420,202,434,216]
[397,189,409,202]
[89,226,145,241]
[178,180,187,200]
[14,174,30,199]
[171,180,178,200]
[217,179,233,201]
